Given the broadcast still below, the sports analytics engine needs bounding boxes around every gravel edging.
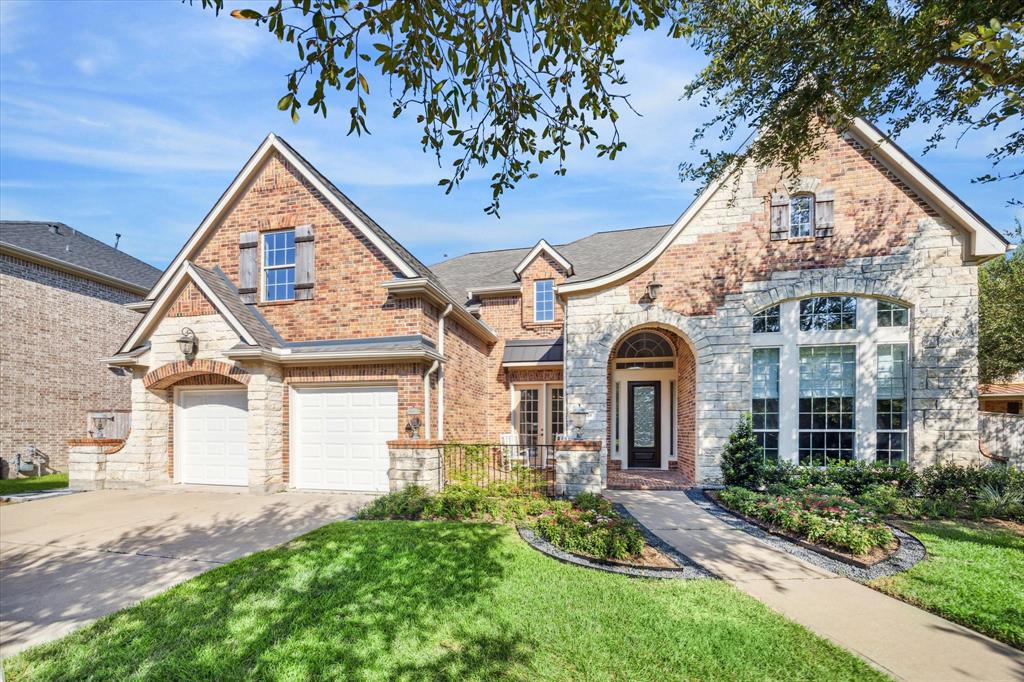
[687,488,926,582]
[517,526,716,580]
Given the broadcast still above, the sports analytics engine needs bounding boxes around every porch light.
[177,327,198,361]
[407,408,422,439]
[570,406,589,440]
[645,275,663,302]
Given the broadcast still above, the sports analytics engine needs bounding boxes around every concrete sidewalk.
[608,489,1024,682]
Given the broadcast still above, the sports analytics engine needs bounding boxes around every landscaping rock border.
[518,525,716,580]
[687,488,926,582]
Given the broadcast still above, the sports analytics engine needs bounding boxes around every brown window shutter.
[769,193,789,241]
[294,224,315,300]
[815,190,835,238]
[238,230,258,303]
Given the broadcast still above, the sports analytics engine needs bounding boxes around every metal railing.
[442,442,556,495]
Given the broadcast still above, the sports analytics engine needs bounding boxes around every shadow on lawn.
[8,521,529,680]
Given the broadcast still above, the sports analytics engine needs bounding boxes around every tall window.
[752,305,781,333]
[790,194,814,237]
[550,387,565,439]
[877,344,908,464]
[800,296,856,331]
[534,279,554,322]
[263,230,296,301]
[799,345,856,464]
[877,301,909,327]
[752,348,780,461]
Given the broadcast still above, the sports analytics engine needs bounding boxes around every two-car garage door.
[291,386,398,492]
[176,385,397,492]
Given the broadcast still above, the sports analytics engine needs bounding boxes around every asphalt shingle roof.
[0,221,162,291]
[189,264,285,349]
[429,224,671,303]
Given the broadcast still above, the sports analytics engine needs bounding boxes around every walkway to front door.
[607,490,1024,682]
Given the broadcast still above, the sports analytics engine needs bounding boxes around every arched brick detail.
[144,359,250,390]
[742,271,915,314]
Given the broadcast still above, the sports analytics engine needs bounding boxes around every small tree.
[720,414,764,489]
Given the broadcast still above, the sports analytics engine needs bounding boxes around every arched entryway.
[607,326,696,483]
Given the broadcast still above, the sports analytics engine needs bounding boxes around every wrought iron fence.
[442,442,556,495]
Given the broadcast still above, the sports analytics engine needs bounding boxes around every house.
[81,118,1010,493]
[979,374,1024,415]
[0,221,161,477]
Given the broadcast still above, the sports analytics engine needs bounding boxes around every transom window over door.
[263,230,296,301]
[534,279,554,322]
[799,345,856,464]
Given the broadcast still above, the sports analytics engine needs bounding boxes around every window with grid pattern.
[799,296,856,331]
[534,279,554,321]
[752,348,780,461]
[876,344,908,464]
[799,345,856,464]
[263,230,296,301]
[752,305,781,333]
[790,195,814,237]
[877,301,909,327]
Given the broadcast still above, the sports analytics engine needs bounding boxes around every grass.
[869,520,1024,649]
[0,473,68,496]
[4,521,886,681]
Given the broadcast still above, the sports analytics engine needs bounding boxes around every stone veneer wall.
[566,219,980,483]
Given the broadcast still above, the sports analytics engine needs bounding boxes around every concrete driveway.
[0,487,373,656]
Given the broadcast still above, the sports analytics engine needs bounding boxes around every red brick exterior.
[145,359,249,390]
[166,281,217,318]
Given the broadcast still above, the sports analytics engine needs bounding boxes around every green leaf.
[277,94,294,111]
[229,8,261,20]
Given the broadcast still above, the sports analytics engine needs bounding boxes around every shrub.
[357,486,430,520]
[533,505,645,560]
[720,415,764,489]
[857,484,922,517]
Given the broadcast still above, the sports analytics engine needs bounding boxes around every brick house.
[82,118,1010,493]
[0,221,161,476]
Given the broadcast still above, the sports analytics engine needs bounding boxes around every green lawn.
[870,520,1024,649]
[5,521,886,681]
[0,473,68,496]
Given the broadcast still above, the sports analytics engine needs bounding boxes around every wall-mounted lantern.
[570,406,589,440]
[407,408,422,439]
[177,327,198,361]
[645,274,663,302]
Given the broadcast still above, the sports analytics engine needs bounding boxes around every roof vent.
[49,224,60,235]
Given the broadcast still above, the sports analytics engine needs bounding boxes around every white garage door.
[177,389,248,486]
[293,386,398,492]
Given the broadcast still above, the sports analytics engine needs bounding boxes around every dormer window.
[534,279,555,322]
[790,195,814,238]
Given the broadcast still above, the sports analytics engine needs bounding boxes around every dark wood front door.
[628,381,661,468]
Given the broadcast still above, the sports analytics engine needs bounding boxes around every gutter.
[224,346,445,365]
[381,277,499,343]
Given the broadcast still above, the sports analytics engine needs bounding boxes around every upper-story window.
[752,305,781,333]
[534,279,555,322]
[877,301,909,327]
[799,296,856,331]
[790,194,814,238]
[263,230,296,301]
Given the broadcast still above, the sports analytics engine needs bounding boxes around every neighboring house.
[0,221,161,476]
[91,119,1010,493]
[979,384,1024,414]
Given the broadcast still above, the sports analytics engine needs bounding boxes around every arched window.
[616,331,674,369]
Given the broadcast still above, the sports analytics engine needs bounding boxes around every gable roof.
[556,117,1011,296]
[979,383,1024,398]
[513,239,573,278]
[430,224,671,303]
[143,133,443,302]
[0,221,161,294]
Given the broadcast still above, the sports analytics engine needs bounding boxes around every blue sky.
[1,0,1020,269]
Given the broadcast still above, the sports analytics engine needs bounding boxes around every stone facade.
[554,441,603,496]
[0,254,144,475]
[387,439,443,492]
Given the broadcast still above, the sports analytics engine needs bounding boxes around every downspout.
[424,360,439,439]
[437,303,454,440]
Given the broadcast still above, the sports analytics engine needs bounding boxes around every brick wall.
[0,254,143,474]
[440,316,491,440]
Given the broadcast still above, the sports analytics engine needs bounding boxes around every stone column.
[105,370,170,488]
[245,362,285,493]
[555,440,603,497]
[67,439,124,490]
[387,439,443,492]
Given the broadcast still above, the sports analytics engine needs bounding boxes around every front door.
[628,381,661,468]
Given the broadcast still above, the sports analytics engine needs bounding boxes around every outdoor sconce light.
[645,274,663,302]
[407,408,422,439]
[177,327,198,361]
[91,414,113,438]
[570,406,589,440]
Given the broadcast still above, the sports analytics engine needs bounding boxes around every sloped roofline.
[558,117,1010,296]
[513,239,574,278]
[143,133,420,300]
[119,262,259,354]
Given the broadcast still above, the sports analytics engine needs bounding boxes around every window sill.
[787,236,816,244]
[258,299,300,307]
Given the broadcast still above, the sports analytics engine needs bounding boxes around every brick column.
[387,439,443,492]
[555,440,603,497]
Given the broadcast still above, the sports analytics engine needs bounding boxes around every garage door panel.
[178,389,248,487]
[293,386,397,492]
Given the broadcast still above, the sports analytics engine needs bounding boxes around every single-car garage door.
[177,388,248,486]
[292,386,398,492]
